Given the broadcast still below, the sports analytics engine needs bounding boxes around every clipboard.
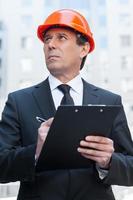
[36,105,121,171]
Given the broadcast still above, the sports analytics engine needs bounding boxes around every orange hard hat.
[37,9,95,53]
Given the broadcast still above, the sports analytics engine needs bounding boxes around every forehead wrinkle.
[44,28,76,38]
[45,32,68,37]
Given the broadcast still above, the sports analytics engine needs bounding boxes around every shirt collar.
[48,73,83,94]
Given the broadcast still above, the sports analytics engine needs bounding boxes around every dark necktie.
[58,84,74,105]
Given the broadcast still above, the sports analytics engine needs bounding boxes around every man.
[0,9,133,200]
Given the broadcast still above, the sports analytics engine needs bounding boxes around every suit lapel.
[82,79,100,105]
[32,78,56,119]
[32,78,100,118]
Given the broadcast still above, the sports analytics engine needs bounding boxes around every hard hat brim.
[37,24,95,53]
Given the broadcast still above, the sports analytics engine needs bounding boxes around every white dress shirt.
[48,73,83,109]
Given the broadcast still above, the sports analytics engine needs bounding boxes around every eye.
[44,36,52,43]
[58,34,67,41]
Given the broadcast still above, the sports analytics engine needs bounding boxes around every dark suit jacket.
[0,78,133,200]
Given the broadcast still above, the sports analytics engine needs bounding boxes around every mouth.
[48,55,60,60]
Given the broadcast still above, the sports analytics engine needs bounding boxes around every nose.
[48,37,57,49]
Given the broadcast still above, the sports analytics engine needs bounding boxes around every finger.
[46,117,54,126]
[77,147,111,157]
[41,117,54,127]
[38,125,48,133]
[85,135,113,144]
[80,140,114,152]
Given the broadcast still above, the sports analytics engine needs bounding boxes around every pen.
[36,116,46,123]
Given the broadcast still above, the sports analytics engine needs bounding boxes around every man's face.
[43,28,88,78]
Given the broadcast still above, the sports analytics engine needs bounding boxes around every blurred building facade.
[0,0,133,199]
[0,0,133,132]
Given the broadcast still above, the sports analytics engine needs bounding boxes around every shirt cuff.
[96,164,109,179]
[35,155,38,166]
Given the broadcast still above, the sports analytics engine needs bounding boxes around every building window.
[99,51,108,65]
[21,58,32,72]
[21,0,33,6]
[120,35,131,47]
[118,0,129,4]
[99,15,107,27]
[121,56,132,70]
[0,21,3,30]
[119,14,131,26]
[21,36,33,49]
[75,0,90,8]
[21,15,33,28]
[44,0,53,7]
[100,36,108,48]
[98,0,106,6]
[0,77,2,87]
[121,78,133,92]
[104,78,108,83]
[121,56,127,69]
[130,105,133,111]
[121,35,131,47]
[60,0,90,9]
[0,39,2,49]
[0,58,2,69]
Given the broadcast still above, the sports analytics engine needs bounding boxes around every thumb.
[45,117,54,127]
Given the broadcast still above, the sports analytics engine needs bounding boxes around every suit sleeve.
[103,96,133,186]
[0,93,36,183]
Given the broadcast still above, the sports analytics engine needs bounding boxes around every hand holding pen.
[35,117,54,159]
[36,116,46,123]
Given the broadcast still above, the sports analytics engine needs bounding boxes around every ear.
[80,42,90,59]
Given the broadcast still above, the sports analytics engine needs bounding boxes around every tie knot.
[58,84,74,105]
[58,84,71,95]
